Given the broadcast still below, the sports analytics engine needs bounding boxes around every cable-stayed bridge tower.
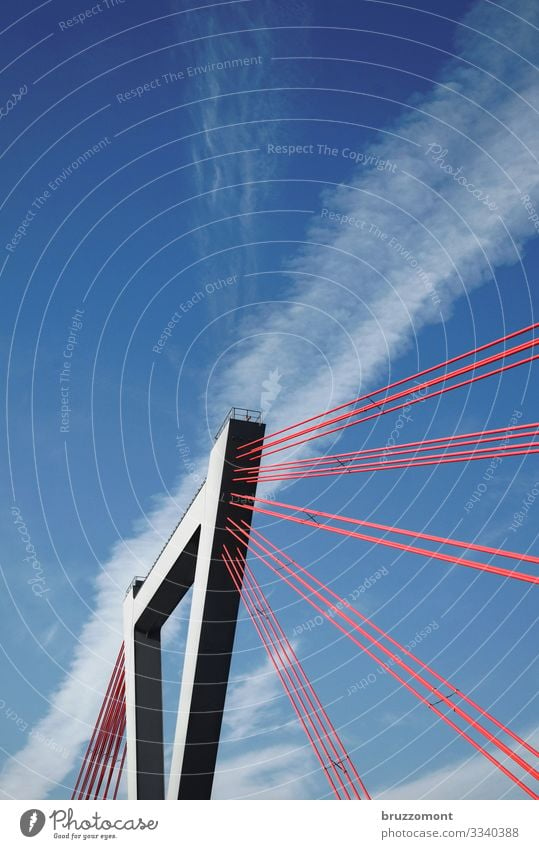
[123,409,265,800]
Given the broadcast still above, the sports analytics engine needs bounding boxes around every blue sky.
[0,0,538,800]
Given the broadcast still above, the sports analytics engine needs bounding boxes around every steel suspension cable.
[239,322,539,453]
[236,424,539,478]
[236,444,539,483]
[232,496,539,570]
[222,547,346,799]
[228,523,538,798]
[230,497,539,585]
[102,712,126,801]
[239,345,539,460]
[228,545,369,799]
[223,545,351,798]
[242,520,538,762]
[112,742,127,800]
[71,644,124,800]
[92,675,126,800]
[76,651,125,800]
[230,521,538,781]
[81,662,125,800]
[236,556,357,799]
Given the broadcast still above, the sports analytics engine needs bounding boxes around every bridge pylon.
[123,409,265,799]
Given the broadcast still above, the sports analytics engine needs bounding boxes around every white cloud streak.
[212,654,322,799]
[209,3,539,445]
[0,475,197,800]
[379,725,539,800]
[2,0,539,800]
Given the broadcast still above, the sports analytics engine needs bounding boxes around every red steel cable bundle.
[71,644,127,800]
[235,422,539,483]
[222,544,369,800]
[227,520,539,799]
[238,323,539,459]
[231,495,539,585]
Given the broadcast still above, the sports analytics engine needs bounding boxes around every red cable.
[78,655,125,799]
[87,672,125,800]
[224,544,352,799]
[239,349,539,460]
[222,546,345,799]
[103,712,126,800]
[237,424,539,476]
[231,525,538,799]
[237,445,539,483]
[71,645,124,799]
[237,548,370,799]
[234,523,538,781]
[97,694,126,800]
[234,495,539,569]
[222,548,344,799]
[72,647,123,799]
[81,667,125,800]
[113,742,127,800]
[243,520,539,762]
[242,421,539,471]
[232,547,367,799]
[239,337,539,458]
[93,677,126,800]
[77,655,125,800]
[98,679,126,800]
[232,501,539,585]
[224,546,353,799]
[229,524,538,798]
[86,669,125,800]
[239,322,539,452]
[237,559,355,799]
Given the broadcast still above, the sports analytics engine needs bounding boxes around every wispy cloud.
[2,0,539,800]
[213,741,321,799]
[0,475,197,800]
[222,655,285,740]
[213,654,322,799]
[209,2,539,445]
[379,724,539,800]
